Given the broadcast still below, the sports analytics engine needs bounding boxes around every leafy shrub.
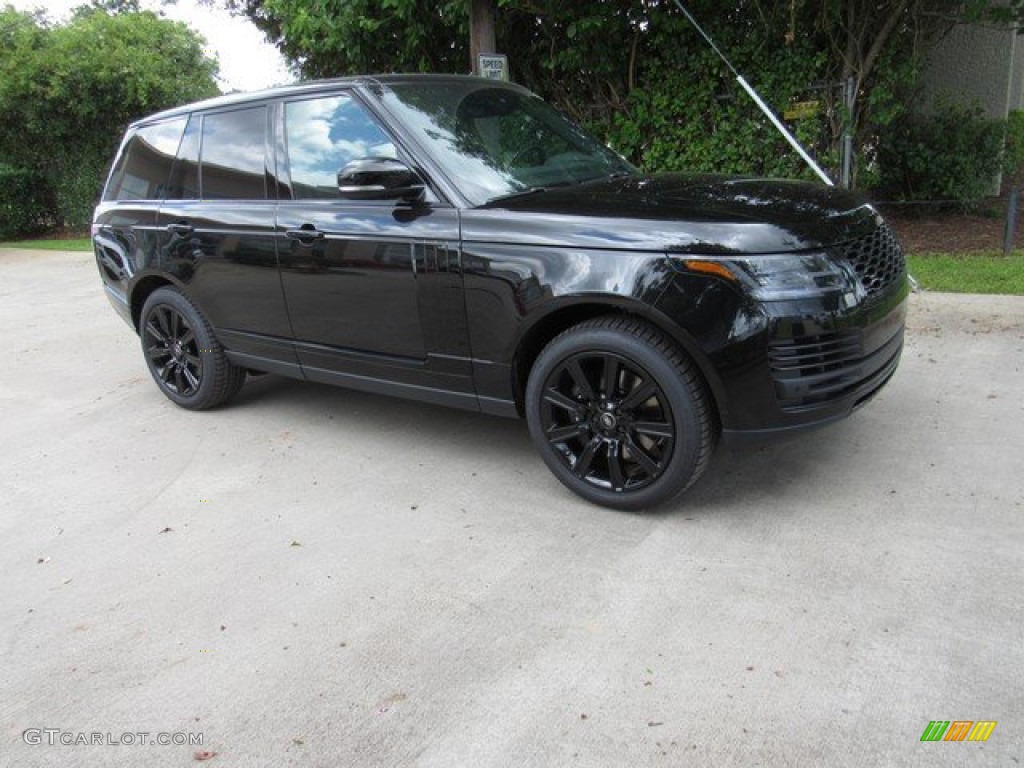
[0,6,219,235]
[873,102,1005,207]
[599,34,832,182]
[51,154,111,232]
[0,165,58,239]
[1003,109,1024,182]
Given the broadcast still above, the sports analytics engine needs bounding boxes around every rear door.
[156,105,298,375]
[274,90,473,406]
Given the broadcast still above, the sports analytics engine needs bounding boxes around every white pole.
[672,0,834,186]
[735,76,834,186]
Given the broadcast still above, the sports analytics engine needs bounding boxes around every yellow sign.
[784,100,819,120]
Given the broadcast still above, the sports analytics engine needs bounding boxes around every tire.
[525,316,715,511]
[139,287,245,410]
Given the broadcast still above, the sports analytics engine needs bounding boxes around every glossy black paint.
[93,74,908,438]
[156,200,288,358]
[474,174,880,253]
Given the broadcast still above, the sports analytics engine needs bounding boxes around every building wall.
[919,23,1019,118]
[1011,31,1024,111]
[918,23,1020,194]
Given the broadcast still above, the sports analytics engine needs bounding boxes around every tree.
[227,0,1024,186]
[0,5,219,232]
[228,0,470,78]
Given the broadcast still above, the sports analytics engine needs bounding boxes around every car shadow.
[232,374,860,518]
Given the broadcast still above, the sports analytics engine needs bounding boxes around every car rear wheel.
[140,287,245,410]
[525,316,715,510]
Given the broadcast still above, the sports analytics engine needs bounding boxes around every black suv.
[92,74,908,509]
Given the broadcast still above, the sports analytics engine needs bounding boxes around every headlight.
[679,253,864,302]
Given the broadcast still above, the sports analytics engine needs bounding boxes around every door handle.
[166,222,194,236]
[285,227,326,244]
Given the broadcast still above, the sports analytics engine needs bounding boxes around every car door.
[274,90,474,407]
[156,105,299,375]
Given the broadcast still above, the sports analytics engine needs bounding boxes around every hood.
[465,173,883,254]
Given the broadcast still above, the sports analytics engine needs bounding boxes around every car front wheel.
[525,316,715,510]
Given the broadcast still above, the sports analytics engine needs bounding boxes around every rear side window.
[103,118,187,201]
[199,106,267,200]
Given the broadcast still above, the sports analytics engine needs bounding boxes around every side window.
[167,114,200,200]
[284,94,397,200]
[200,106,267,200]
[103,118,187,201]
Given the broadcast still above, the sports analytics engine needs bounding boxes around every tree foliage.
[229,0,1024,197]
[0,5,219,232]
[874,100,1006,203]
[229,0,470,77]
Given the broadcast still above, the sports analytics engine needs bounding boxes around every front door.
[274,91,473,405]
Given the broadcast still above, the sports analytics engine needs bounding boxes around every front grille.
[836,223,906,299]
[769,330,866,409]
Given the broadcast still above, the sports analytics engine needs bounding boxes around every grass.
[907,251,1024,295]
[0,237,92,251]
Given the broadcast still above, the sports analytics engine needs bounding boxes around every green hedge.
[872,103,1006,207]
[0,165,58,239]
[599,34,831,182]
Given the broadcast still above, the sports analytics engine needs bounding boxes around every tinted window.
[380,82,634,205]
[285,94,396,199]
[103,118,187,201]
[167,114,200,200]
[200,107,267,200]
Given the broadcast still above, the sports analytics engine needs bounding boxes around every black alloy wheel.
[540,351,674,493]
[526,316,715,510]
[139,287,245,410]
[143,304,202,398]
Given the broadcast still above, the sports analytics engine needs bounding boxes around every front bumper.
[655,268,910,444]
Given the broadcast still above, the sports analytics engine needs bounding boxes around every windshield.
[379,80,636,206]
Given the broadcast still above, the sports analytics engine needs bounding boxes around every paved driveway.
[1,248,1021,767]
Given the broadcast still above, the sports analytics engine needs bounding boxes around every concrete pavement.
[1,248,1021,766]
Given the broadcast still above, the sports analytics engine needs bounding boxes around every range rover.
[92,74,908,509]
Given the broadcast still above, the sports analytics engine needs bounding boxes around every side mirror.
[337,157,425,201]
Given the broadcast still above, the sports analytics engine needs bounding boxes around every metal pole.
[1004,186,1019,257]
[735,77,834,186]
[672,0,834,186]
[841,77,855,189]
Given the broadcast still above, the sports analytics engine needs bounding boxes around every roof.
[134,73,516,127]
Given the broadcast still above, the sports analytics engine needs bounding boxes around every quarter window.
[200,107,267,200]
[103,118,187,201]
[167,114,200,200]
[285,94,397,200]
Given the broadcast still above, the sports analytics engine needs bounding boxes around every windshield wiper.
[483,186,549,205]
[577,170,635,185]
[483,179,585,206]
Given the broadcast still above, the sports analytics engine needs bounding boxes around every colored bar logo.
[920,721,997,742]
